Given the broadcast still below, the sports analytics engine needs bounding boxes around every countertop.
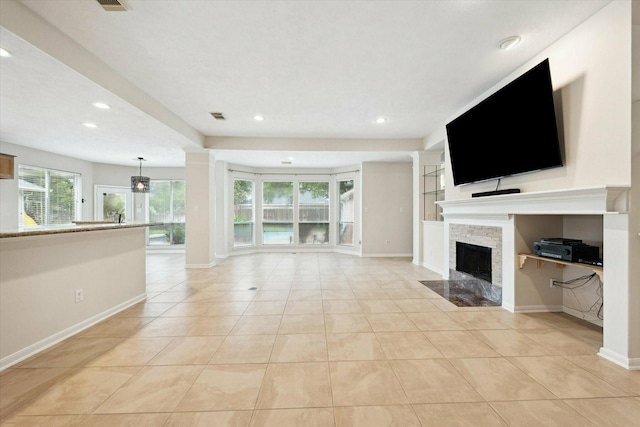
[0,222,162,238]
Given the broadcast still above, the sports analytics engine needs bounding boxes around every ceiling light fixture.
[83,122,98,128]
[254,115,264,121]
[498,36,521,51]
[131,157,150,193]
[376,117,387,124]
[92,102,110,109]
[0,48,12,57]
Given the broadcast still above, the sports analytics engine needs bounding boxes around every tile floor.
[1,252,639,426]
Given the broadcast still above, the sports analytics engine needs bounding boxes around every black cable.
[551,273,603,320]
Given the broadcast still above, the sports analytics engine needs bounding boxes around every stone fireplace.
[449,224,502,304]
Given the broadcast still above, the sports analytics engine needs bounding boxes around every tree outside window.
[234,179,254,246]
[147,180,186,245]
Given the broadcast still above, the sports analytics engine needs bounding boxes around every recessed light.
[498,36,521,50]
[254,115,264,121]
[92,102,110,109]
[83,122,98,128]
[376,117,387,124]
[0,48,12,57]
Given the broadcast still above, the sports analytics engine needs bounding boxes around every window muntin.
[234,179,254,247]
[147,180,186,245]
[298,181,329,245]
[18,165,81,227]
[262,181,294,245]
[338,179,354,246]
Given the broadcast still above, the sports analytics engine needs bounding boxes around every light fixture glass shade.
[131,157,150,193]
[131,176,150,193]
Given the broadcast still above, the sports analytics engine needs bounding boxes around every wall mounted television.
[445,58,563,189]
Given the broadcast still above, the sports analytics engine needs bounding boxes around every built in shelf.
[518,253,603,282]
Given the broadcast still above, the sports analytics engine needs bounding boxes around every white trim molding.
[437,186,630,217]
[0,293,146,371]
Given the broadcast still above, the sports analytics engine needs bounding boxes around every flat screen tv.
[445,58,563,187]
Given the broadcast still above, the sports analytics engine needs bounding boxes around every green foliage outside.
[172,223,185,244]
[148,180,186,245]
[262,181,293,204]
[339,180,354,194]
[102,193,125,221]
[20,168,78,225]
[299,182,329,200]
[234,179,253,222]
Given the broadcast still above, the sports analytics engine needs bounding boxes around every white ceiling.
[0,0,613,167]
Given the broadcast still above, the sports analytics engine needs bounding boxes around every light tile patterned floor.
[2,252,640,426]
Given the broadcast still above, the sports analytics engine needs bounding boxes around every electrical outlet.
[550,279,556,288]
[385,239,390,245]
[75,289,84,303]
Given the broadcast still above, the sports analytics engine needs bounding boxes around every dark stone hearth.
[419,280,501,307]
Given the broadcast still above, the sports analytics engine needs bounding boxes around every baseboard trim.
[362,253,413,258]
[0,293,147,371]
[185,262,216,269]
[562,306,602,327]
[421,262,445,276]
[510,304,564,313]
[598,347,640,370]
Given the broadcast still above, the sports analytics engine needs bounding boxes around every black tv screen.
[445,58,563,186]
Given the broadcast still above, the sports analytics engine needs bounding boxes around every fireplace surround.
[448,223,502,304]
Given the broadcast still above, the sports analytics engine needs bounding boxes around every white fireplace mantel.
[437,186,630,218]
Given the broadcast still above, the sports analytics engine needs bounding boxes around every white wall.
[444,1,632,199]
[0,141,94,230]
[0,227,147,368]
[361,161,413,256]
[422,221,445,275]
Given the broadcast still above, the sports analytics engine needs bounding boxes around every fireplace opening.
[456,241,492,283]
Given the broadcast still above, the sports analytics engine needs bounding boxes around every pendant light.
[131,157,150,193]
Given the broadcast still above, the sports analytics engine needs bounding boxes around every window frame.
[233,178,255,247]
[298,180,330,245]
[18,164,82,228]
[146,179,186,246]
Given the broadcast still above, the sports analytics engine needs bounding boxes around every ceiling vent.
[96,0,128,11]
[210,112,226,121]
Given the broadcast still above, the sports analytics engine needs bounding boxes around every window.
[233,179,254,246]
[262,181,293,245]
[18,165,81,227]
[299,181,329,245]
[338,179,354,245]
[147,180,186,246]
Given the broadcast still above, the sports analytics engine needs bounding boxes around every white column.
[600,214,636,368]
[185,150,216,268]
[214,160,229,259]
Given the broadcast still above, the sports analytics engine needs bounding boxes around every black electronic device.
[539,237,584,245]
[533,240,600,262]
[446,58,563,187]
[577,258,603,267]
[472,188,521,198]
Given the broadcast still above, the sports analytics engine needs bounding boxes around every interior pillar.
[185,150,216,268]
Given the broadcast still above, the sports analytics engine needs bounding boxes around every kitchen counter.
[0,223,155,369]
[0,222,160,238]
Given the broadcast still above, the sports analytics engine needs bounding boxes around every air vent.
[210,112,226,121]
[96,0,128,11]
